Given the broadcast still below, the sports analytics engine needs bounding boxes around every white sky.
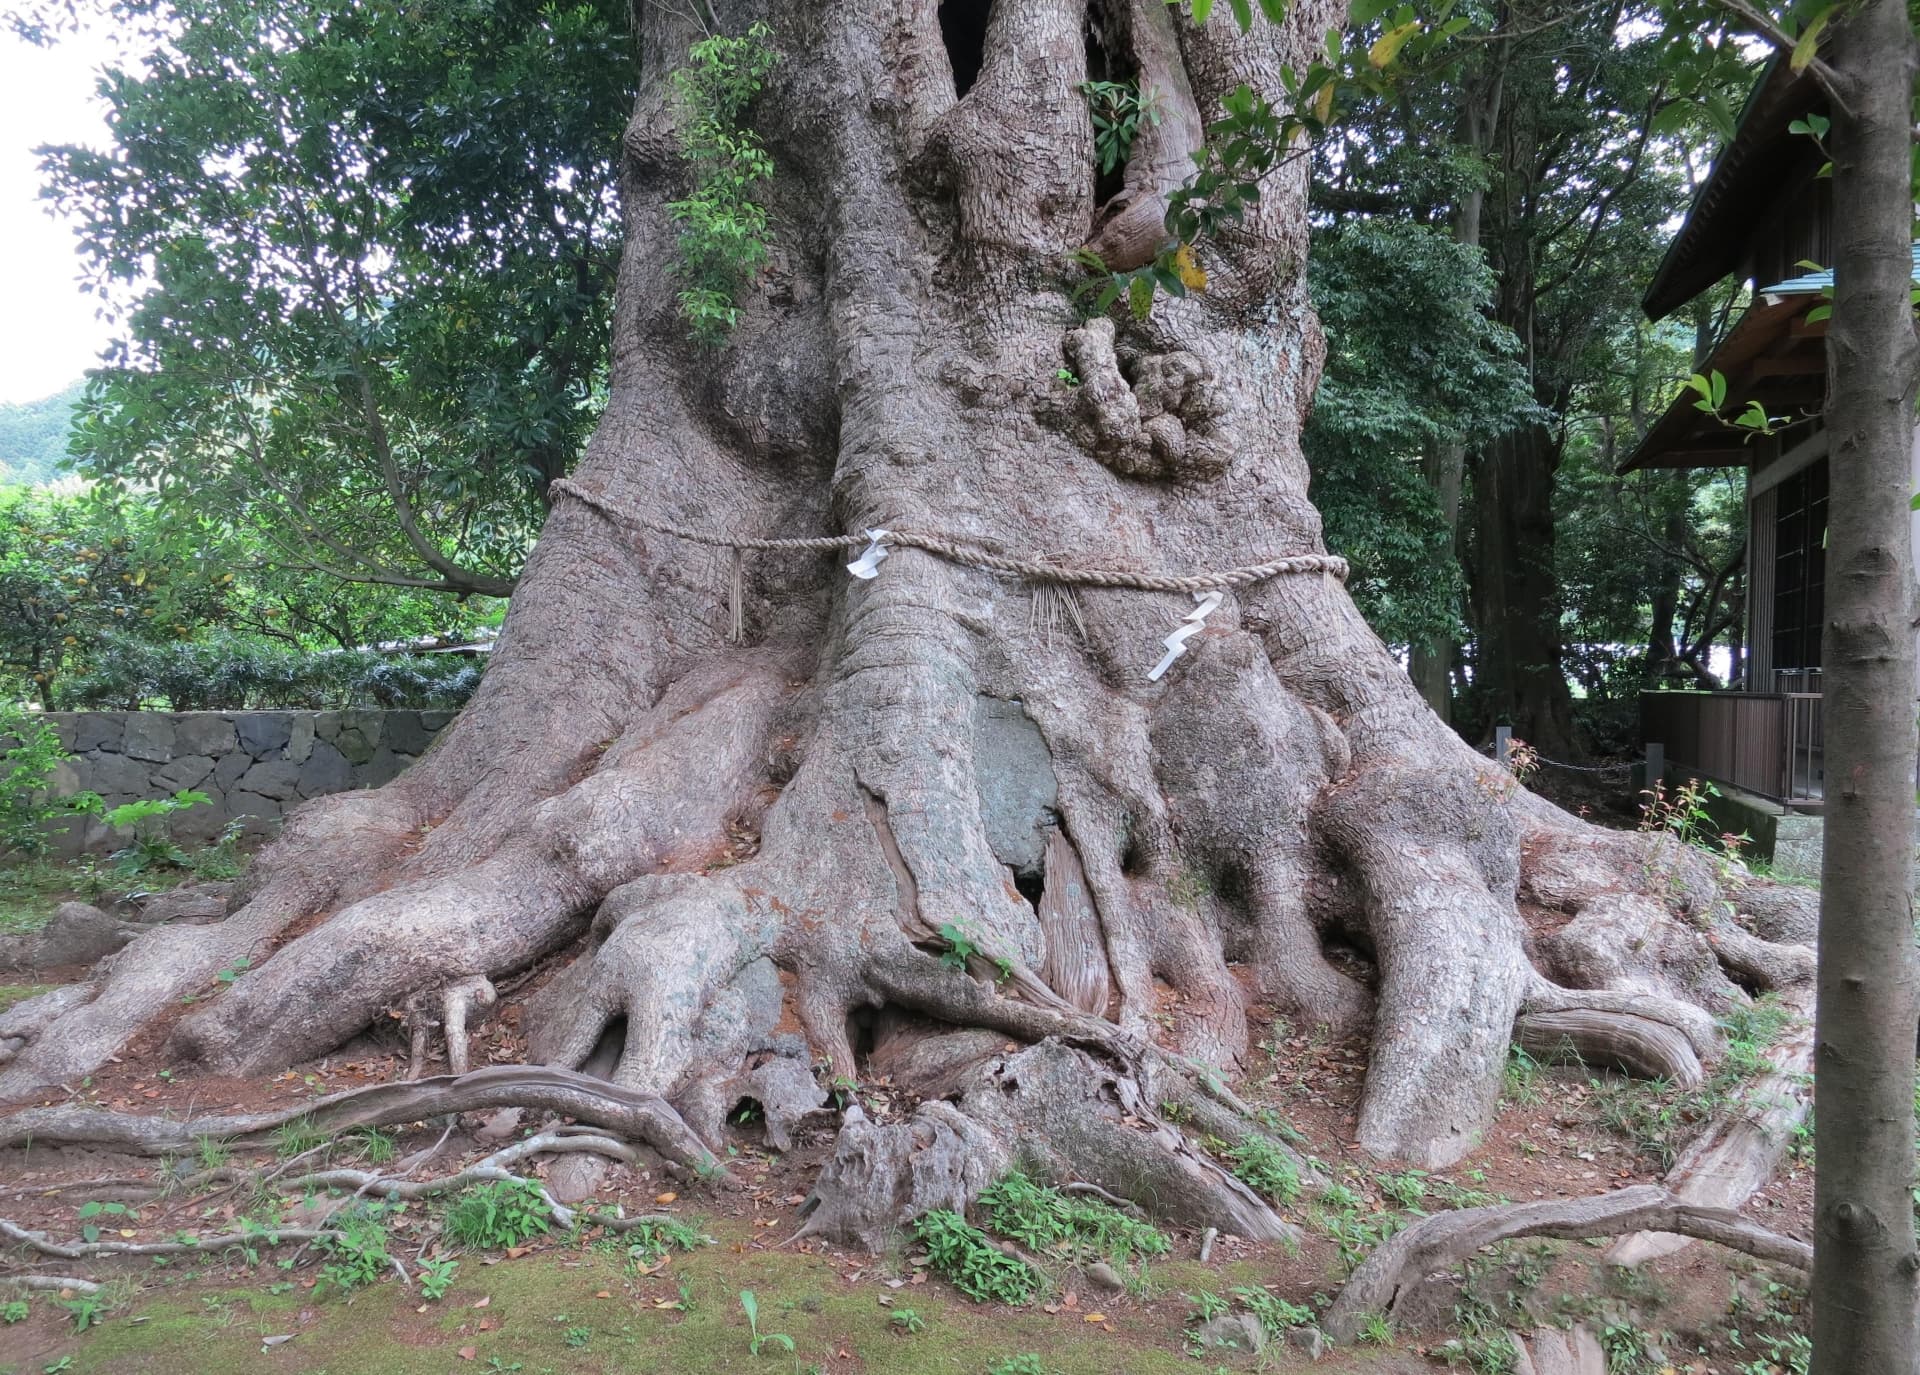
[0,19,123,405]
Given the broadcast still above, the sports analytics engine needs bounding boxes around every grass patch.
[0,859,80,933]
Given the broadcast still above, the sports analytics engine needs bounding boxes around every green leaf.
[1228,0,1254,29]
[1790,8,1832,71]
[1703,90,1737,141]
[1368,20,1418,68]
[1256,0,1288,22]
[1128,273,1157,319]
[1190,0,1215,23]
[1804,303,1832,322]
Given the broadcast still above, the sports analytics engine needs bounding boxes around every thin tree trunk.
[1469,421,1582,760]
[1810,2,1920,1369]
[1410,43,1507,722]
[1412,437,1466,716]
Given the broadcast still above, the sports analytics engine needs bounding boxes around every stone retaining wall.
[38,710,452,856]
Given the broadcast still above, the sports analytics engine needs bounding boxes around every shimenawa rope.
[551,478,1349,600]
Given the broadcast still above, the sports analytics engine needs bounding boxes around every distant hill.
[0,381,85,485]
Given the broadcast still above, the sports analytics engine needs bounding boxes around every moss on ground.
[0,985,52,1013]
[0,1219,1420,1374]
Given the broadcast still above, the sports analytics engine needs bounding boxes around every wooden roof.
[1642,58,1824,322]
[1618,296,1827,472]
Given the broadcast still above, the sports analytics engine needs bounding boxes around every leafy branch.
[668,22,780,345]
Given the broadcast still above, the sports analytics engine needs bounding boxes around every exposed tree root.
[3,1275,103,1294]
[0,1066,720,1175]
[1605,992,1814,1267]
[1321,1186,1811,1342]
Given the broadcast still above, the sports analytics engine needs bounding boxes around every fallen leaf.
[595,1290,611,1299]
[654,1191,677,1204]
[477,1319,497,1332]
[415,1303,428,1314]
[652,1299,679,1310]
[1042,1304,1061,1314]
[909,1272,926,1285]
[505,1246,530,1259]
[261,1334,295,1348]
[471,1297,491,1309]
[1084,1313,1107,1323]
[457,1347,477,1361]
[1062,1291,1079,1310]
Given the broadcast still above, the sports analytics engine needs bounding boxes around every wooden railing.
[1640,689,1824,806]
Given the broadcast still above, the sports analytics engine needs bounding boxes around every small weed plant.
[737,1289,794,1356]
[0,705,98,856]
[315,1204,395,1294]
[913,1209,1039,1304]
[418,1256,458,1300]
[1223,1133,1302,1204]
[2,1299,28,1323]
[1078,79,1162,175]
[76,1199,137,1242]
[1231,1284,1312,1339]
[443,1177,552,1249]
[986,1357,1050,1375]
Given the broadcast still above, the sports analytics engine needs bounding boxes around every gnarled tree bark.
[0,0,1816,1248]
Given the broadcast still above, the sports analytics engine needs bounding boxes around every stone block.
[286,713,316,764]
[355,747,416,790]
[384,711,438,757]
[213,749,252,794]
[234,712,292,756]
[82,751,151,797]
[66,714,124,753]
[298,740,355,797]
[170,800,229,848]
[229,790,284,829]
[236,758,302,801]
[419,710,453,732]
[154,754,215,793]
[173,713,237,756]
[122,713,177,763]
[332,709,385,765]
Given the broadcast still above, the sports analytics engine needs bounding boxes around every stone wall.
[38,710,451,856]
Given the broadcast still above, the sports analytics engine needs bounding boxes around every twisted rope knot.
[551,478,1349,593]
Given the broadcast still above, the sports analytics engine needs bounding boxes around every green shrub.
[0,703,81,856]
[442,1177,552,1250]
[57,630,481,711]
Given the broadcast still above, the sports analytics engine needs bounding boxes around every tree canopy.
[39,0,632,596]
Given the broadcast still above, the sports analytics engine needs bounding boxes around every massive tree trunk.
[0,0,1817,1242]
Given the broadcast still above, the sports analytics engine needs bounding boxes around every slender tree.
[1807,0,1920,1367]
